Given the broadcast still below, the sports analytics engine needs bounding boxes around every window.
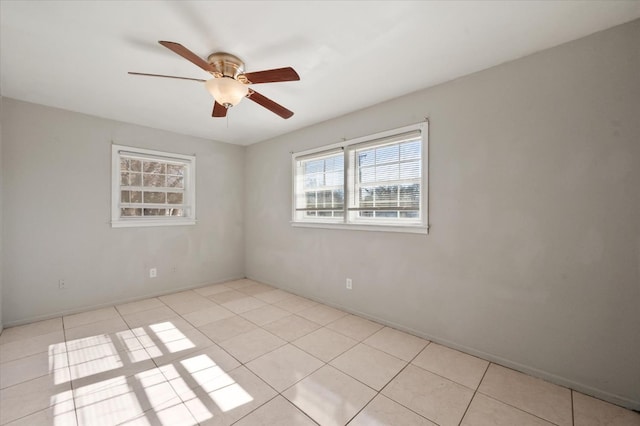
[111,145,196,227]
[292,122,427,233]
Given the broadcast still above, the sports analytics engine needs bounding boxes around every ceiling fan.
[129,41,300,119]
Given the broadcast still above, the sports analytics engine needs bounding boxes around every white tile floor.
[0,279,638,426]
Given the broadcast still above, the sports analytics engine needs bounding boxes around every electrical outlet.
[346,278,352,290]
[58,279,66,289]
[149,268,157,278]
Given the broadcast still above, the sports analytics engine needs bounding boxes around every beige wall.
[1,98,245,325]
[244,20,640,408]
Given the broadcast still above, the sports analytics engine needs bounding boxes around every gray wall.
[1,98,245,325]
[244,20,640,408]
[0,100,3,332]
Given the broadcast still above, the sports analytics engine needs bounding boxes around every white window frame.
[291,122,428,234]
[111,144,196,228]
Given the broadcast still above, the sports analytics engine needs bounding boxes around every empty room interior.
[1,1,639,425]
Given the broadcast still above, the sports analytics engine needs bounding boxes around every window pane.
[120,172,129,186]
[400,160,420,180]
[143,208,167,216]
[144,173,165,187]
[400,140,421,160]
[400,211,419,218]
[129,173,142,186]
[167,164,184,176]
[121,191,130,202]
[360,167,375,183]
[317,190,330,207]
[304,159,324,174]
[375,163,399,181]
[120,158,141,171]
[130,191,142,203]
[144,192,166,204]
[359,187,375,207]
[167,175,184,188]
[305,191,317,207]
[143,161,166,174]
[375,185,398,206]
[304,173,321,189]
[325,156,343,172]
[168,208,184,216]
[167,192,183,204]
[358,149,375,167]
[333,189,344,208]
[376,144,399,164]
[325,171,342,186]
[399,184,420,208]
[375,211,398,218]
[121,208,142,217]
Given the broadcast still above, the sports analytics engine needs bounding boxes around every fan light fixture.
[205,77,249,107]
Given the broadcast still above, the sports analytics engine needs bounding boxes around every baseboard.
[247,275,640,412]
[1,275,245,328]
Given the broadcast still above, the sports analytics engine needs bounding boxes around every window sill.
[111,219,196,228]
[291,221,428,234]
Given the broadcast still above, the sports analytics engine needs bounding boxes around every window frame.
[291,122,428,234]
[111,144,197,228]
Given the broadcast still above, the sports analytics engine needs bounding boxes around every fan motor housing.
[207,52,245,78]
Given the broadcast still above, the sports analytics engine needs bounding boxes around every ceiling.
[1,1,638,146]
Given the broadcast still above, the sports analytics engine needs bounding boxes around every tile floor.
[0,279,638,426]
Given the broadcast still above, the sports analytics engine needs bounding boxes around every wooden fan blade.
[246,89,294,119]
[212,101,227,117]
[158,41,213,73]
[241,67,300,84]
[128,72,206,83]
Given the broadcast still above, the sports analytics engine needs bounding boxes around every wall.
[1,98,245,325]
[245,20,640,408]
[0,99,3,332]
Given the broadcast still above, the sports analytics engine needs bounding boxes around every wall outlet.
[58,279,66,289]
[149,268,157,278]
[346,278,352,290]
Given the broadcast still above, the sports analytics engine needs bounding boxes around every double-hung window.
[111,145,196,227]
[292,122,428,233]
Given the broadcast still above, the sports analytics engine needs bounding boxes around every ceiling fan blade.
[128,72,206,83]
[241,67,300,84]
[212,101,227,117]
[247,89,294,119]
[158,41,214,73]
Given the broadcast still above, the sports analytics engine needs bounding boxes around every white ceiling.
[1,1,638,145]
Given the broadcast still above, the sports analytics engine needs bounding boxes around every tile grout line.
[571,390,575,426]
[345,340,436,426]
[123,306,202,425]
[457,361,491,426]
[476,391,563,426]
[62,316,81,426]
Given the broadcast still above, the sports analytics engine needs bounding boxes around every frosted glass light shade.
[205,77,249,106]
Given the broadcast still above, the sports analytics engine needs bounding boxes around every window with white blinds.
[111,145,196,227]
[292,122,428,233]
